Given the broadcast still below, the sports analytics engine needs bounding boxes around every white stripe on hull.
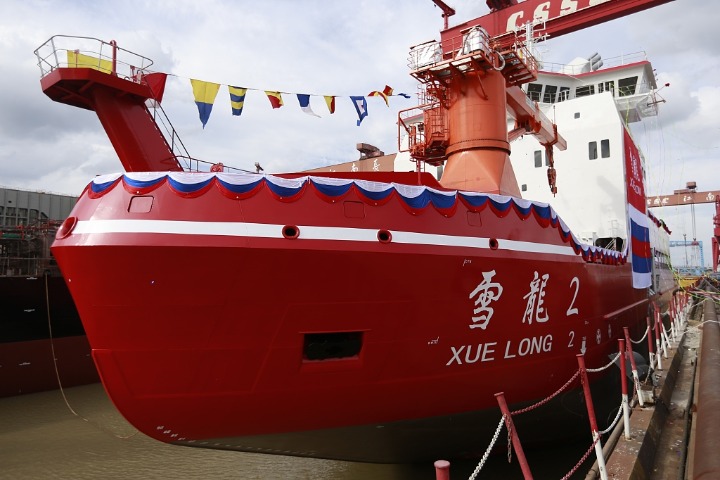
[73,219,579,256]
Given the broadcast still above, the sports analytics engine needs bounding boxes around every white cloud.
[1,0,718,266]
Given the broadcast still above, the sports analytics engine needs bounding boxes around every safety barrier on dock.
[689,283,720,479]
[434,290,692,480]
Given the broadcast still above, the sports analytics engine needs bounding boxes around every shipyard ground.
[588,291,715,480]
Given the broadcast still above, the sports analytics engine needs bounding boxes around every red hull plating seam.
[51,175,654,461]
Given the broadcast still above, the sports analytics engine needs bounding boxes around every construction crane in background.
[670,240,704,272]
[646,184,720,209]
[714,198,720,272]
[647,181,720,272]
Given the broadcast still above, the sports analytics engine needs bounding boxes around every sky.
[1,0,719,266]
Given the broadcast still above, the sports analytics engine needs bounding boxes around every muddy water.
[0,384,593,479]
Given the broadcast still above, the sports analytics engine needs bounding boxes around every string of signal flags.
[63,50,412,127]
[183,76,412,128]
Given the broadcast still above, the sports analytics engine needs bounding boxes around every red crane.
[713,198,720,272]
[402,0,675,196]
[647,183,720,271]
[441,0,675,49]
[430,0,456,29]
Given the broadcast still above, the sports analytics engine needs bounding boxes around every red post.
[654,310,663,369]
[577,354,608,480]
[623,326,644,406]
[669,296,677,341]
[623,327,639,374]
[495,392,534,480]
[646,316,655,369]
[577,355,599,433]
[618,339,631,439]
[434,460,450,480]
[619,339,628,395]
[110,39,118,76]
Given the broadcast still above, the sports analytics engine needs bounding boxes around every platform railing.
[34,35,153,81]
[538,51,648,75]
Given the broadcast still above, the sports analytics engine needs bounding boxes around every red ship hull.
[51,172,658,462]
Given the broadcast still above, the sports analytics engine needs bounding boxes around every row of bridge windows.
[526,76,638,103]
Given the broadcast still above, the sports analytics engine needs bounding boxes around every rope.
[468,416,506,480]
[511,370,580,415]
[587,352,621,373]
[630,326,649,344]
[45,272,80,417]
[44,273,138,440]
[686,319,720,331]
[599,402,624,435]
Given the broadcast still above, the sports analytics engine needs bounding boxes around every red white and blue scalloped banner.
[86,172,628,267]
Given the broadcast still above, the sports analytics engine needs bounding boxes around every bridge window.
[534,150,542,167]
[527,83,542,102]
[558,87,570,102]
[576,85,595,97]
[589,141,598,160]
[601,139,610,158]
[618,76,638,97]
[543,85,557,103]
[598,81,615,95]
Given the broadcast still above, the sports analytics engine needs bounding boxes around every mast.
[36,36,182,173]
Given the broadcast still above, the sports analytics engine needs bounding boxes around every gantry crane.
[647,182,720,271]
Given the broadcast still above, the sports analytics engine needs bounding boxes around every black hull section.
[174,367,631,463]
[0,275,98,396]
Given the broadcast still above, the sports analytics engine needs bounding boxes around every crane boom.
[441,0,675,50]
[430,0,456,29]
[647,190,720,208]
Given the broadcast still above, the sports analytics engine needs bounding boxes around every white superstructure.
[509,53,659,249]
